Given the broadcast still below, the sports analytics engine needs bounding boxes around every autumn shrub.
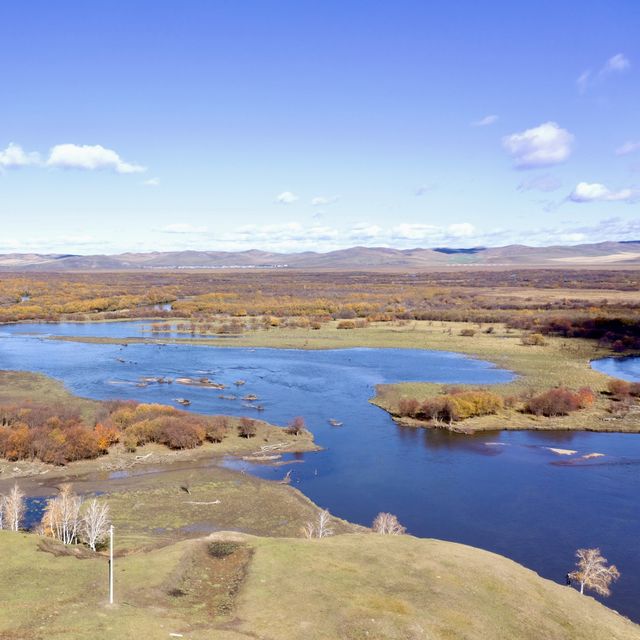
[156,417,206,449]
[459,328,475,337]
[94,423,120,453]
[0,399,218,462]
[398,397,420,417]
[57,425,102,462]
[608,379,631,398]
[607,379,640,399]
[524,387,589,417]
[503,394,519,409]
[123,431,138,452]
[576,387,596,408]
[417,397,458,423]
[337,320,355,330]
[285,416,306,435]
[205,416,228,443]
[238,417,257,438]
[397,390,503,423]
[126,419,157,446]
[521,332,547,346]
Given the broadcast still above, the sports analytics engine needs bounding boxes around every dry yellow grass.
[1,531,638,640]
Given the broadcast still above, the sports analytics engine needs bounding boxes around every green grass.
[0,532,245,640]
[1,531,638,640]
[100,464,357,550]
[235,533,640,640]
[0,370,99,422]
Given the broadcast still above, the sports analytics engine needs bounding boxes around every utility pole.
[109,524,114,605]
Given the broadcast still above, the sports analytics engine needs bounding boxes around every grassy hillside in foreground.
[0,531,637,640]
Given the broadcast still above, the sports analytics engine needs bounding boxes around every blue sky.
[1,1,639,254]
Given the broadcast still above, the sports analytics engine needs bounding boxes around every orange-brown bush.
[205,416,229,442]
[524,387,593,417]
[285,416,306,435]
[0,400,233,463]
[238,417,257,438]
[607,379,640,399]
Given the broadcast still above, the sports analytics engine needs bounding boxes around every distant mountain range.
[1,241,640,270]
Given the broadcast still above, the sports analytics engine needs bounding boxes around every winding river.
[1,322,639,620]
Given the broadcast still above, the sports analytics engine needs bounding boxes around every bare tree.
[42,484,83,545]
[302,509,334,539]
[372,512,406,535]
[4,484,25,531]
[80,498,110,551]
[0,494,6,530]
[569,548,620,596]
[316,510,333,538]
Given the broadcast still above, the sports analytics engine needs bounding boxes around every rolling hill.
[0,241,639,270]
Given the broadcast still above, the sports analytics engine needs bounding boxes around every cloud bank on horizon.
[0,2,638,254]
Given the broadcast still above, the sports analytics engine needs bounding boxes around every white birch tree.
[42,484,82,545]
[569,548,620,596]
[302,509,334,539]
[80,498,110,551]
[4,484,25,531]
[372,512,406,535]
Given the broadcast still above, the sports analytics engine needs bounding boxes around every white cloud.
[616,140,640,156]
[414,184,434,196]
[276,191,298,204]
[569,181,639,203]
[143,177,160,186]
[558,232,587,243]
[350,224,384,240]
[391,223,440,240]
[0,234,103,252]
[472,114,498,127]
[47,144,146,174]
[604,53,630,73]
[160,223,208,233]
[448,223,476,237]
[503,122,574,169]
[0,143,40,168]
[517,174,562,192]
[311,195,339,206]
[576,71,591,93]
[577,53,630,92]
[7,217,640,255]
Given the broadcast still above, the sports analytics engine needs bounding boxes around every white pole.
[109,524,114,605]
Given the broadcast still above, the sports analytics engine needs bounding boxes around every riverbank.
[0,370,319,481]
[44,318,640,433]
